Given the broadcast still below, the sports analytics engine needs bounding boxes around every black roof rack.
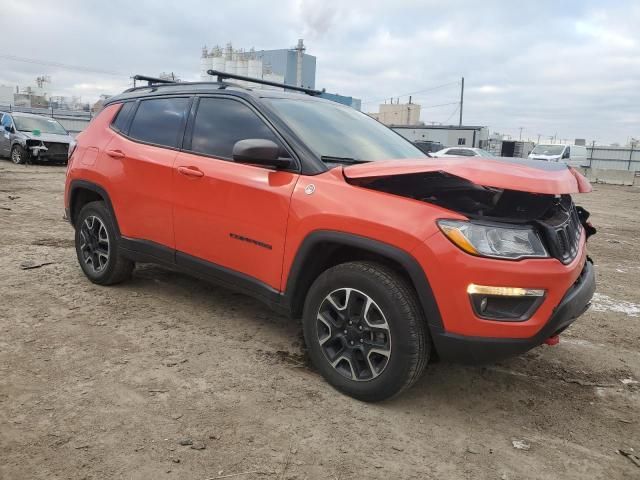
[132,74,176,87]
[207,69,324,96]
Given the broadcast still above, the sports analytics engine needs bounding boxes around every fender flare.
[284,230,444,330]
[68,179,120,234]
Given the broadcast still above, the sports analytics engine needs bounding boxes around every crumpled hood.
[343,157,591,194]
[21,132,73,144]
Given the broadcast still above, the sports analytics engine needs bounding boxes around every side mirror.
[4,125,11,133]
[562,149,570,159]
[232,139,291,169]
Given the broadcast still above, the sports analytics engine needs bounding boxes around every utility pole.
[537,134,541,144]
[459,76,464,127]
[519,127,523,141]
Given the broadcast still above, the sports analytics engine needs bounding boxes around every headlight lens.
[437,219,548,260]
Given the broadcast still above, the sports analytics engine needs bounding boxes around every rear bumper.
[432,259,595,364]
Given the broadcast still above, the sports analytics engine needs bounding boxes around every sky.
[1,0,638,145]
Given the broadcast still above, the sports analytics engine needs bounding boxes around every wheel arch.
[69,180,120,234]
[283,230,444,331]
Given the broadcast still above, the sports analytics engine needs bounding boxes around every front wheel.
[302,261,430,402]
[11,145,27,164]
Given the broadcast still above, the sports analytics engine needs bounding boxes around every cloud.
[1,0,638,144]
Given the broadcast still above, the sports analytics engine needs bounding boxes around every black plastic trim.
[432,259,595,364]
[68,180,119,233]
[117,237,287,314]
[283,230,444,329]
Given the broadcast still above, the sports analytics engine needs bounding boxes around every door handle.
[105,149,125,159]
[177,166,204,178]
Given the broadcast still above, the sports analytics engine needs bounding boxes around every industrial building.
[368,100,421,126]
[0,76,90,111]
[198,40,361,109]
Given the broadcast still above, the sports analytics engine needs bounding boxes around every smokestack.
[295,39,305,87]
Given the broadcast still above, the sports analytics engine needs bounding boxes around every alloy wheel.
[316,288,392,381]
[79,215,110,273]
[11,148,22,164]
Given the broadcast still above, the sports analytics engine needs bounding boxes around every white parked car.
[432,147,496,158]
[528,144,588,167]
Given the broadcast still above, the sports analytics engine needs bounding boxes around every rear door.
[106,96,191,250]
[172,96,299,290]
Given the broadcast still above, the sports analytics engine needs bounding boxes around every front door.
[172,96,299,291]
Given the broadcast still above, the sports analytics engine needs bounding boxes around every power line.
[443,104,459,124]
[360,80,460,105]
[421,101,460,109]
[0,54,126,77]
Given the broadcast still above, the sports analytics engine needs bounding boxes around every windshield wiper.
[320,156,369,165]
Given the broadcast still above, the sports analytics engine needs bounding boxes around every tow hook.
[544,335,560,346]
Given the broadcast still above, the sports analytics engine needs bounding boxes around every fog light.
[468,284,545,322]
[467,284,545,297]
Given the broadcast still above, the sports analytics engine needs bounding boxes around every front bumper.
[431,258,595,364]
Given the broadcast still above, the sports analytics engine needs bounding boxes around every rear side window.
[128,97,189,148]
[190,97,282,159]
[447,149,473,156]
[111,102,135,133]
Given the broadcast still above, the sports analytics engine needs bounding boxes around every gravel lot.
[1,162,639,480]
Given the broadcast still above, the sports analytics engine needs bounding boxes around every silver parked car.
[0,111,74,164]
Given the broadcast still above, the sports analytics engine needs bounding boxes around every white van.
[528,144,588,167]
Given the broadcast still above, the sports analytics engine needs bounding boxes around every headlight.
[437,219,548,260]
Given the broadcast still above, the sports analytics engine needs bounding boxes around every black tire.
[302,261,430,402]
[11,145,27,165]
[74,201,134,285]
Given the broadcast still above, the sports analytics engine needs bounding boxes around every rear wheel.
[74,201,134,285]
[11,145,27,165]
[302,261,430,402]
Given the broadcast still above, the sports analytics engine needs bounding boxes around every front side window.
[128,97,189,148]
[13,116,67,135]
[190,97,282,159]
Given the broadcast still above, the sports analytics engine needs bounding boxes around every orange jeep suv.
[65,73,596,401]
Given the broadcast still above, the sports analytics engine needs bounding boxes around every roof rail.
[132,75,176,87]
[207,69,324,96]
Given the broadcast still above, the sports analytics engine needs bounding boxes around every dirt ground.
[0,162,639,480]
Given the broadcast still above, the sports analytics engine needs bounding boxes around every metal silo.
[200,55,212,81]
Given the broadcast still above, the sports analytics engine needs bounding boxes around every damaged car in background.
[0,111,75,164]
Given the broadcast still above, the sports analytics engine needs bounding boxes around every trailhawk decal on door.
[229,232,273,250]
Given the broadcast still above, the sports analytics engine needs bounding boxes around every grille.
[537,201,583,264]
[43,142,69,157]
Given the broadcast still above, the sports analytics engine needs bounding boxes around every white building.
[392,125,489,149]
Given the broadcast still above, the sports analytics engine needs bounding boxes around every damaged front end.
[24,139,70,162]
[346,168,595,265]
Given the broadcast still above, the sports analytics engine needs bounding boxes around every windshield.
[531,145,565,156]
[264,98,426,162]
[13,116,68,135]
